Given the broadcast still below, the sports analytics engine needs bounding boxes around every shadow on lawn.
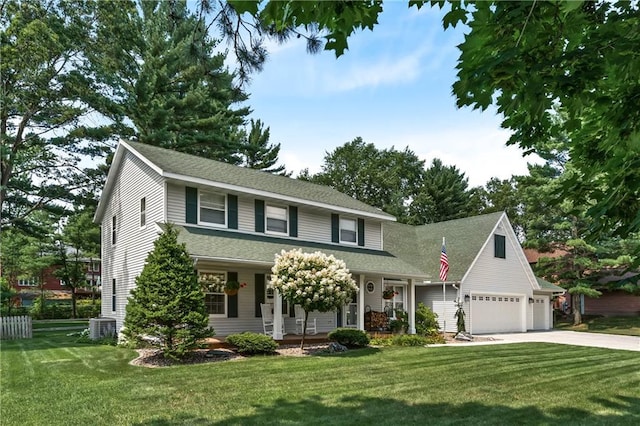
[0,330,99,352]
[132,394,640,425]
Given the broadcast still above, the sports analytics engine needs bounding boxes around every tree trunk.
[299,310,308,350]
[71,288,77,319]
[572,293,582,325]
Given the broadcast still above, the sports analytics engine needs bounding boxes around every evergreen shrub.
[226,332,278,354]
[327,327,370,347]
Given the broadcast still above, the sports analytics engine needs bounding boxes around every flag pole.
[442,237,446,333]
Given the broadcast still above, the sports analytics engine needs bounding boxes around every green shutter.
[227,271,238,318]
[185,187,198,224]
[357,218,365,246]
[255,200,265,233]
[255,273,265,317]
[289,206,298,237]
[494,235,506,259]
[228,194,238,229]
[331,214,339,243]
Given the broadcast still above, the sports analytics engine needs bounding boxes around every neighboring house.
[11,260,101,307]
[525,248,640,317]
[95,140,560,337]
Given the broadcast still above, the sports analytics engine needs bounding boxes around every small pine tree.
[123,224,212,359]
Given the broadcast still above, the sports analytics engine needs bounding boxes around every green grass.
[1,331,639,425]
[31,319,89,330]
[556,316,640,336]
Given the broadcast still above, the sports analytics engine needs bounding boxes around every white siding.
[100,151,164,331]
[365,220,382,250]
[416,286,458,332]
[297,208,332,243]
[237,197,254,232]
[460,216,536,333]
[166,182,184,224]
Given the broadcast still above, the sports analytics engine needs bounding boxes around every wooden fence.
[0,315,33,340]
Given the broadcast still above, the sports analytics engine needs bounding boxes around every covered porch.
[174,224,428,339]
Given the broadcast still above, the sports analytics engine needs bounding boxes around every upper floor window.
[111,215,117,245]
[200,191,226,226]
[18,277,37,286]
[140,197,146,228]
[91,261,100,272]
[266,205,287,234]
[340,218,357,243]
[494,234,506,259]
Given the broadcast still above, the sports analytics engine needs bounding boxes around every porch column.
[273,288,284,340]
[408,278,416,334]
[358,275,365,331]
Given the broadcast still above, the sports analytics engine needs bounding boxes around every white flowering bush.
[271,249,358,312]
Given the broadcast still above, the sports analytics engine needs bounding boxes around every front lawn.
[1,331,638,425]
[556,316,640,336]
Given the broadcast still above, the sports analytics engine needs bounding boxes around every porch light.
[464,294,470,303]
[528,297,534,304]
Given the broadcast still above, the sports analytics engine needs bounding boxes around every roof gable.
[384,212,506,281]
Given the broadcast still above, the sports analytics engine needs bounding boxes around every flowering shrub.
[271,249,358,313]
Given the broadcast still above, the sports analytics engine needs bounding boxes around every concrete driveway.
[473,330,640,352]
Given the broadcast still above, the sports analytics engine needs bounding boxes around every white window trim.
[111,215,117,245]
[198,190,227,228]
[265,204,288,236]
[199,270,227,317]
[339,217,358,245]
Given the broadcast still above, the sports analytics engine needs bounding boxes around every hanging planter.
[223,281,246,296]
[382,289,396,300]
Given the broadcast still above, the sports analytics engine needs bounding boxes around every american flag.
[439,241,449,282]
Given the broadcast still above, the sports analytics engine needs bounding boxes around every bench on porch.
[364,309,389,331]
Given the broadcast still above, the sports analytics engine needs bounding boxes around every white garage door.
[532,297,549,330]
[470,294,524,334]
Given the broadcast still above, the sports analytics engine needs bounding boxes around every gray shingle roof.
[384,212,505,281]
[125,140,394,219]
[170,224,426,278]
[535,277,566,293]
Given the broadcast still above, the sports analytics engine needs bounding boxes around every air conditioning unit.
[89,318,116,339]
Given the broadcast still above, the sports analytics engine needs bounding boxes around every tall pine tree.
[123,225,212,360]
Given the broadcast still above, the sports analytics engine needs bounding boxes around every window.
[140,197,146,228]
[18,277,37,286]
[112,215,117,245]
[266,205,287,234]
[91,261,100,272]
[383,284,405,318]
[199,191,226,226]
[494,234,506,258]
[111,279,116,312]
[199,271,226,316]
[340,218,357,243]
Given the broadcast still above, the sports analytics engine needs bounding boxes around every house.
[525,248,640,317]
[11,260,101,307]
[95,140,560,337]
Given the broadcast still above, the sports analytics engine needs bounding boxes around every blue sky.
[242,3,542,187]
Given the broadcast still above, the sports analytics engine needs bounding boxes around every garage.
[532,296,549,330]
[470,294,525,334]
